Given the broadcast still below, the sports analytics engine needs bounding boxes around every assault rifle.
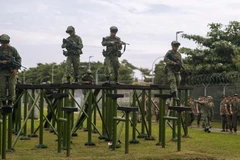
[113,40,130,54]
[63,38,82,50]
[167,53,189,75]
[0,55,26,69]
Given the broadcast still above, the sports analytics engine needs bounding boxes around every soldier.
[195,96,212,133]
[230,94,239,134]
[102,26,123,84]
[187,97,195,127]
[0,34,22,107]
[207,96,215,126]
[61,26,83,83]
[220,95,228,132]
[164,41,182,100]
[225,96,233,133]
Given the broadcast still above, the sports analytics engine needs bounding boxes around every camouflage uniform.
[102,26,122,84]
[231,95,240,133]
[220,99,228,131]
[164,41,182,100]
[62,26,83,83]
[208,98,215,125]
[225,99,233,132]
[197,99,211,132]
[0,34,21,106]
[81,70,94,96]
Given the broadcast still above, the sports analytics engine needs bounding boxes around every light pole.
[88,56,93,69]
[176,31,184,41]
[151,56,164,84]
[51,64,56,83]
[40,76,50,84]
[95,66,103,85]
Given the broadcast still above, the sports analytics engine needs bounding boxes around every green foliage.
[180,21,240,75]
[18,61,134,84]
[154,60,167,84]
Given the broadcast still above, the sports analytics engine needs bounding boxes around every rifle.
[113,40,130,54]
[167,53,189,75]
[63,38,82,50]
[0,55,26,69]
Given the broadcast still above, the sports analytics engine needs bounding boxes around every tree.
[154,60,167,84]
[180,21,240,75]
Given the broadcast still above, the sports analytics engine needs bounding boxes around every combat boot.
[171,92,179,101]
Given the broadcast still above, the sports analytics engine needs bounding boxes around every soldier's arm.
[76,36,83,49]
[102,37,111,46]
[118,37,123,50]
[12,47,22,69]
[224,104,229,115]
[164,51,176,65]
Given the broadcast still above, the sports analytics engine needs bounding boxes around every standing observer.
[164,41,182,100]
[102,26,123,84]
[61,26,83,83]
[0,34,22,107]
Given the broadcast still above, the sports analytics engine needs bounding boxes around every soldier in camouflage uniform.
[62,26,83,83]
[225,96,233,133]
[0,34,22,107]
[195,96,212,133]
[207,96,214,127]
[220,95,228,132]
[102,26,123,84]
[230,94,239,134]
[164,41,182,100]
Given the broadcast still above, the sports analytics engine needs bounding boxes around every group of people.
[61,25,124,84]
[220,94,240,134]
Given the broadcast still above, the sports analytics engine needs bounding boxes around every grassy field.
[5,119,240,160]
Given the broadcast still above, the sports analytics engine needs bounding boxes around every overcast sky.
[0,0,239,77]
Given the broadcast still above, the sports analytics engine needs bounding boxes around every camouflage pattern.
[81,72,94,95]
[197,100,211,131]
[102,35,122,81]
[225,99,233,132]
[62,32,83,80]
[230,96,240,132]
[164,50,182,92]
[0,43,21,102]
[220,99,228,131]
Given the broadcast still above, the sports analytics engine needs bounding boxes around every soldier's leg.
[104,57,111,83]
[232,114,237,133]
[0,74,7,106]
[72,55,80,83]
[175,72,181,86]
[111,57,120,84]
[7,75,17,106]
[221,115,226,131]
[167,71,179,100]
[65,56,73,83]
[227,115,232,133]
[197,113,201,127]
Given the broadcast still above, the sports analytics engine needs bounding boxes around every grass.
[5,118,240,160]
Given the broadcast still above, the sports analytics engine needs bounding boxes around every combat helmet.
[110,26,118,33]
[66,26,75,33]
[171,41,180,46]
[86,69,92,74]
[0,34,10,44]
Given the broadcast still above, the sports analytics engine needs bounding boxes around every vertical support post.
[145,89,154,140]
[0,119,2,155]
[15,94,22,135]
[7,110,14,152]
[2,114,7,159]
[20,90,30,140]
[177,111,181,151]
[29,89,38,137]
[156,89,163,146]
[138,90,147,138]
[57,91,63,153]
[66,113,71,157]
[125,111,130,154]
[171,100,177,142]
[99,89,107,139]
[183,89,190,138]
[129,90,139,144]
[35,90,47,148]
[106,89,113,141]
[71,89,75,129]
[85,90,95,146]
